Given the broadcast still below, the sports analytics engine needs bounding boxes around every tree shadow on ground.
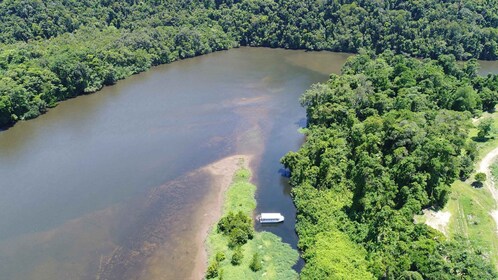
[472,136,491,143]
[471,181,484,188]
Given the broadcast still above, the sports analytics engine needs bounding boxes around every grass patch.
[444,107,498,268]
[223,168,256,215]
[492,160,498,179]
[446,180,498,264]
[206,165,298,279]
[472,111,498,159]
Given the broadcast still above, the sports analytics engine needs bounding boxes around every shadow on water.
[295,117,308,128]
[278,168,291,178]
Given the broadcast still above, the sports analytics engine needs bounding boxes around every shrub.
[231,247,243,265]
[228,228,249,247]
[206,260,219,279]
[215,251,226,262]
[218,268,224,280]
[249,252,262,272]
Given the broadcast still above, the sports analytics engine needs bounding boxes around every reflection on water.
[0,48,354,279]
[285,51,352,75]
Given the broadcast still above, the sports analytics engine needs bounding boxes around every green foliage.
[2,0,498,62]
[2,0,498,277]
[282,53,498,279]
[206,165,298,279]
[215,251,226,262]
[452,86,480,113]
[475,172,487,183]
[217,211,254,247]
[478,118,494,139]
[206,260,220,279]
[249,253,262,272]
[0,1,235,127]
[2,0,498,128]
[397,271,423,280]
[301,230,374,280]
[231,247,243,266]
[223,168,256,214]
[479,88,498,112]
[425,237,498,279]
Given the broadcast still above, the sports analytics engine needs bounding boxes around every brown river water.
[0,48,496,280]
[0,48,351,279]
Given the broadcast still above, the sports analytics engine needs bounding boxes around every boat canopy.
[258,213,285,223]
[260,213,283,220]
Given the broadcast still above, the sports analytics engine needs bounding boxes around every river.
[0,48,351,279]
[2,48,497,279]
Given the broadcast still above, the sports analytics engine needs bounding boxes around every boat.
[257,213,285,223]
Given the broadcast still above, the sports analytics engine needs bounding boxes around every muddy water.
[478,60,498,76]
[0,48,351,279]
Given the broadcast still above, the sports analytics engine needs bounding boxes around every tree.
[451,86,480,113]
[479,87,498,112]
[398,271,424,280]
[477,118,493,139]
[475,172,486,184]
[283,53,497,278]
[217,211,254,247]
[0,95,13,127]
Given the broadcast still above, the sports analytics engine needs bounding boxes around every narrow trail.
[477,146,498,234]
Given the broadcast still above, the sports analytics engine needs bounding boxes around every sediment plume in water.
[96,155,251,280]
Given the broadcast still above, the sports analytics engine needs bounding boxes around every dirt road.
[478,147,498,234]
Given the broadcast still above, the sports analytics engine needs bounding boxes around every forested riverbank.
[3,1,498,279]
[0,48,342,280]
[205,159,298,279]
[2,0,498,127]
[281,51,498,278]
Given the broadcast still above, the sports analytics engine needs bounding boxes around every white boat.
[258,213,285,223]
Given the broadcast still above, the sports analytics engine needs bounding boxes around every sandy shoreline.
[189,154,252,280]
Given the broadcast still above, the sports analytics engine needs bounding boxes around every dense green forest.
[2,0,498,127]
[2,1,498,277]
[281,51,498,279]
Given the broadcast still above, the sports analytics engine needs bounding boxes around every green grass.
[206,164,299,279]
[446,180,498,264]
[492,162,498,181]
[471,111,498,159]
[444,108,498,268]
[222,168,256,215]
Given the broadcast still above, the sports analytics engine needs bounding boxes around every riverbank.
[204,158,298,279]
[0,49,349,280]
[189,155,253,279]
